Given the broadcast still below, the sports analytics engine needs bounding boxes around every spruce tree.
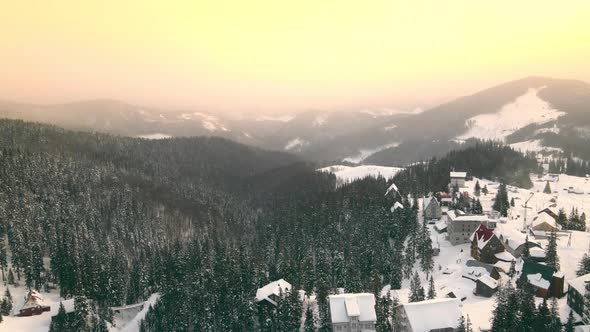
[482,185,489,195]
[545,230,560,270]
[427,275,436,299]
[543,181,552,194]
[492,184,510,217]
[578,249,590,276]
[456,315,466,332]
[474,181,481,197]
[522,235,531,259]
[564,310,575,332]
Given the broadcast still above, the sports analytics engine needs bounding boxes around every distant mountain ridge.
[1,76,589,164]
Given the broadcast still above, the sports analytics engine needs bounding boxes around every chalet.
[17,290,50,317]
[530,212,561,238]
[475,275,499,297]
[423,196,442,220]
[447,210,488,245]
[255,279,292,306]
[520,259,564,298]
[329,293,376,332]
[469,224,505,264]
[496,228,543,259]
[394,298,463,332]
[449,171,467,188]
[567,273,590,320]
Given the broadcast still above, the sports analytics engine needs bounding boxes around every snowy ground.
[317,165,403,185]
[136,133,172,140]
[342,142,400,163]
[381,173,590,330]
[0,264,158,332]
[457,87,565,142]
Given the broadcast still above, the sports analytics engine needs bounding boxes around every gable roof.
[21,290,46,310]
[450,171,467,178]
[329,293,376,323]
[470,224,497,249]
[477,275,499,289]
[255,279,292,305]
[532,212,560,230]
[400,298,462,332]
[423,196,439,209]
[568,273,590,295]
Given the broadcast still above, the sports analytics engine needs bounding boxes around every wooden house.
[475,275,499,297]
[470,224,505,264]
[17,290,50,317]
[521,259,564,298]
[423,196,442,221]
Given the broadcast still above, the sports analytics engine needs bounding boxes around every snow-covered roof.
[385,182,399,196]
[21,290,46,310]
[494,251,515,262]
[50,299,75,316]
[450,171,467,178]
[391,201,404,212]
[329,293,376,323]
[447,210,489,222]
[575,325,590,332]
[477,275,499,289]
[530,247,546,258]
[531,212,560,230]
[527,273,550,290]
[423,196,439,209]
[494,261,512,273]
[255,279,292,305]
[568,273,590,295]
[470,224,496,249]
[400,298,463,332]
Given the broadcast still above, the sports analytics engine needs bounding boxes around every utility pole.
[522,192,534,232]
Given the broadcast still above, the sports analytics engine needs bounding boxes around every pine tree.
[0,288,12,316]
[466,315,473,332]
[7,268,14,285]
[584,282,590,324]
[474,181,481,197]
[456,315,466,332]
[508,260,516,279]
[427,275,436,299]
[564,310,575,332]
[543,181,552,194]
[409,272,425,302]
[492,184,510,217]
[548,297,561,332]
[545,230,560,270]
[482,185,489,195]
[510,197,515,207]
[577,250,590,276]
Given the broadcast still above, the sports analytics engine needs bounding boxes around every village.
[0,169,589,331]
[252,169,590,331]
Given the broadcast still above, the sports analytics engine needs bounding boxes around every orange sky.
[1,0,590,113]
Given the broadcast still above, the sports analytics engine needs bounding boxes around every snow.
[399,298,463,332]
[284,137,309,151]
[312,113,328,127]
[509,139,562,154]
[457,87,566,141]
[568,273,590,295]
[385,182,399,196]
[328,293,376,323]
[527,273,551,289]
[318,165,403,185]
[450,171,467,178]
[255,279,292,305]
[342,142,399,163]
[255,114,294,122]
[113,293,161,332]
[136,133,172,140]
[478,275,499,289]
[178,112,229,132]
[494,251,515,262]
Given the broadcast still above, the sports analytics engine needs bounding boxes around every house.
[447,210,489,245]
[17,290,50,317]
[475,275,499,297]
[255,279,292,306]
[439,193,452,207]
[450,171,467,188]
[394,298,463,332]
[470,224,505,264]
[520,259,564,298]
[423,196,442,220]
[530,211,561,236]
[329,293,376,332]
[567,273,590,320]
[496,228,543,259]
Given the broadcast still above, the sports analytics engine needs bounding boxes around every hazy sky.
[2,1,590,113]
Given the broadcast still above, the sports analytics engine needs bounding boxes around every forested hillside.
[391,141,538,195]
[0,119,431,331]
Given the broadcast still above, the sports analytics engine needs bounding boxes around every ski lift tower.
[522,192,534,232]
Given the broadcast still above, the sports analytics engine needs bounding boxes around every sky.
[1,0,590,114]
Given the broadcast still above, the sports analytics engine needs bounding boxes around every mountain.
[2,76,589,165]
[364,76,590,165]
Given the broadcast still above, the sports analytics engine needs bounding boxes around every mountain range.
[2,76,589,165]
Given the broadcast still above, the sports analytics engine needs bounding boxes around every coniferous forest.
[0,119,562,331]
